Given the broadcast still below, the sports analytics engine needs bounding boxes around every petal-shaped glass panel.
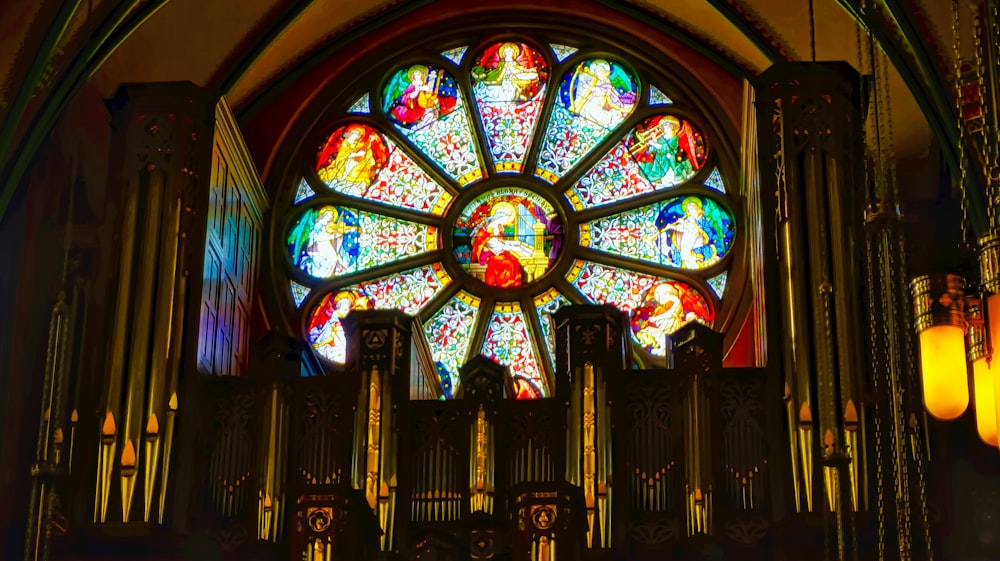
[288,205,438,279]
[582,195,734,270]
[565,115,707,210]
[316,123,453,215]
[481,301,547,399]
[566,260,714,356]
[471,42,549,173]
[423,290,481,397]
[535,58,638,183]
[533,288,572,371]
[383,64,484,185]
[307,264,452,364]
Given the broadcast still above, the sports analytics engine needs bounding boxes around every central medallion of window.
[453,188,562,288]
[282,37,738,400]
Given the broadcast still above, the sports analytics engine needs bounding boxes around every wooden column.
[554,305,630,550]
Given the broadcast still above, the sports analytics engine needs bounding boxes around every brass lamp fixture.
[977,234,1000,447]
[912,0,1000,447]
[910,274,971,421]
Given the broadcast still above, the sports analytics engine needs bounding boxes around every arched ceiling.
[0,0,971,223]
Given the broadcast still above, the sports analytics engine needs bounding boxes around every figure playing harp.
[567,59,636,127]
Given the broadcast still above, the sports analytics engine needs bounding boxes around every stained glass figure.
[535,58,637,183]
[583,195,734,270]
[648,84,673,106]
[290,281,310,307]
[708,272,728,299]
[533,288,571,371]
[566,260,713,356]
[453,188,562,288]
[565,114,706,209]
[315,123,453,215]
[481,302,547,398]
[423,291,481,396]
[471,42,548,173]
[550,43,577,62]
[307,289,372,363]
[348,93,370,114]
[307,264,452,364]
[288,205,438,279]
[705,168,726,193]
[294,178,316,203]
[441,46,468,65]
[383,64,483,185]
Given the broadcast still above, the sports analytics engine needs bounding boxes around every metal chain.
[954,0,972,245]
[879,45,899,205]
[989,1,1000,230]
[865,231,887,561]
[972,5,998,230]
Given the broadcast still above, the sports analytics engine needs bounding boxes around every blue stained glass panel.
[648,84,673,105]
[550,44,577,62]
[441,46,468,65]
[348,93,370,114]
[294,178,315,203]
[290,281,309,307]
[705,168,726,193]
[708,272,728,299]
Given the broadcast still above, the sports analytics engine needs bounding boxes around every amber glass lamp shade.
[971,357,998,446]
[911,274,970,421]
[917,326,969,421]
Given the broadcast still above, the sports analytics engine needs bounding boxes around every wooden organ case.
[189,306,778,561]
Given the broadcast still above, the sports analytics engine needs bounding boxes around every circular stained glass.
[282,38,740,399]
[453,188,562,288]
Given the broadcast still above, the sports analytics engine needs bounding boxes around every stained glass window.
[281,37,740,398]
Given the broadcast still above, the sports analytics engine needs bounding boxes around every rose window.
[281,40,738,399]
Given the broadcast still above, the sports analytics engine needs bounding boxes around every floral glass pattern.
[283,38,738,398]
